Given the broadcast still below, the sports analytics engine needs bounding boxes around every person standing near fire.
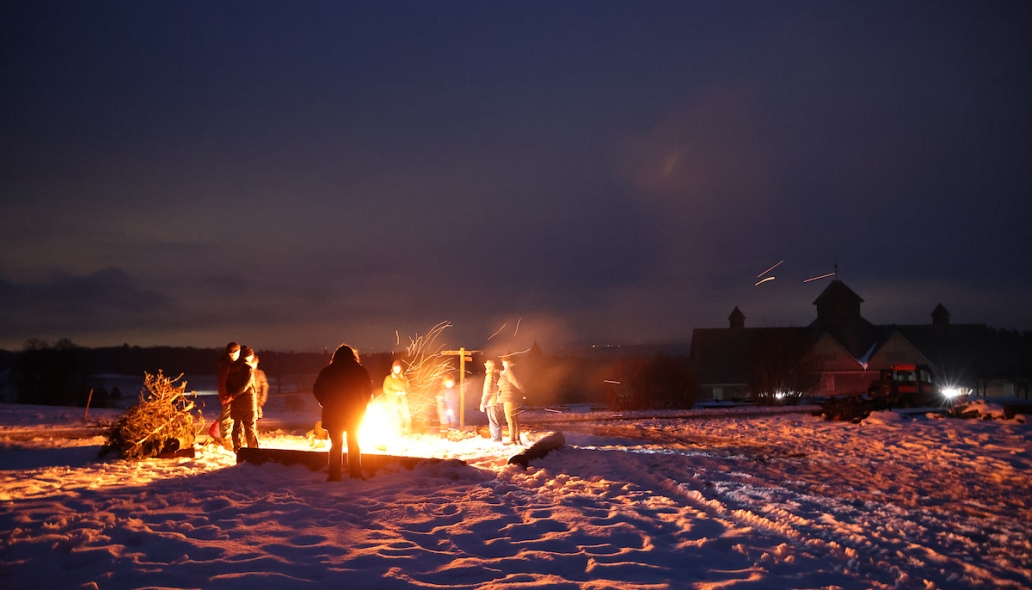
[382,360,412,435]
[214,342,241,450]
[436,377,458,432]
[313,344,373,481]
[498,356,525,445]
[226,346,260,452]
[254,360,269,419]
[479,359,505,443]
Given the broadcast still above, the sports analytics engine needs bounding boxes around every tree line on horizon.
[0,339,701,410]
[0,340,345,408]
[8,329,1024,410]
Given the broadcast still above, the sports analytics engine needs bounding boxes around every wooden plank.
[235,447,461,473]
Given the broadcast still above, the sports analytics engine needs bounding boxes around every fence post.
[83,388,94,422]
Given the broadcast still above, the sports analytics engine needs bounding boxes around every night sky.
[2,2,1030,353]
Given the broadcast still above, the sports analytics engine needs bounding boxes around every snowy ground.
[1,403,1030,589]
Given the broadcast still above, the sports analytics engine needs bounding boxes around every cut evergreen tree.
[100,371,204,460]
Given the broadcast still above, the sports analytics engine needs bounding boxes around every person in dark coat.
[226,345,259,452]
[313,344,373,481]
[215,342,241,448]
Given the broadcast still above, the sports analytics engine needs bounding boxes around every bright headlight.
[942,387,962,398]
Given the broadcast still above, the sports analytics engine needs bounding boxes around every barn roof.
[813,280,864,306]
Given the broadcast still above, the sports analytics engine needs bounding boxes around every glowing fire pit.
[237,395,469,474]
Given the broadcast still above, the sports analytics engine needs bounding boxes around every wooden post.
[83,388,94,423]
[456,348,464,427]
[443,348,479,430]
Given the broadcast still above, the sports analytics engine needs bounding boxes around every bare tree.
[748,330,822,405]
[599,354,696,411]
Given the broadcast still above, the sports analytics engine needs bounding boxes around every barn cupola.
[932,303,950,328]
[813,280,864,327]
[728,306,745,329]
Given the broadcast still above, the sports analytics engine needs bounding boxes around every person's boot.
[327,472,341,482]
[347,455,366,480]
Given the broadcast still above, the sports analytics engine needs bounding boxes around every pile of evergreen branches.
[100,371,203,460]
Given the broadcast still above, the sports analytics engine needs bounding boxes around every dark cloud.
[1,2,1030,350]
[196,274,249,293]
[0,268,171,343]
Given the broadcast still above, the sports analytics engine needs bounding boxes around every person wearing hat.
[313,344,373,481]
[382,360,412,435]
[214,342,241,450]
[225,345,260,452]
[479,359,504,443]
[498,356,525,445]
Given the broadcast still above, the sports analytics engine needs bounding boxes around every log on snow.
[236,448,461,473]
[508,431,565,468]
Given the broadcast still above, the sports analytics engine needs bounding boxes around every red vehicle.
[867,364,938,406]
[821,364,942,421]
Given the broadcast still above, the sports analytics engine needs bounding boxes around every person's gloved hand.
[479,404,485,413]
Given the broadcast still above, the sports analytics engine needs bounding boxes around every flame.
[314,389,475,458]
[355,395,434,456]
[358,396,395,452]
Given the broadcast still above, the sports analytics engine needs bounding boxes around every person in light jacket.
[479,359,504,443]
[382,360,412,434]
[498,357,525,445]
[254,363,269,419]
[436,377,458,431]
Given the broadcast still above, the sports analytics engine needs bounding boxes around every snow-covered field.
[1,403,1030,589]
